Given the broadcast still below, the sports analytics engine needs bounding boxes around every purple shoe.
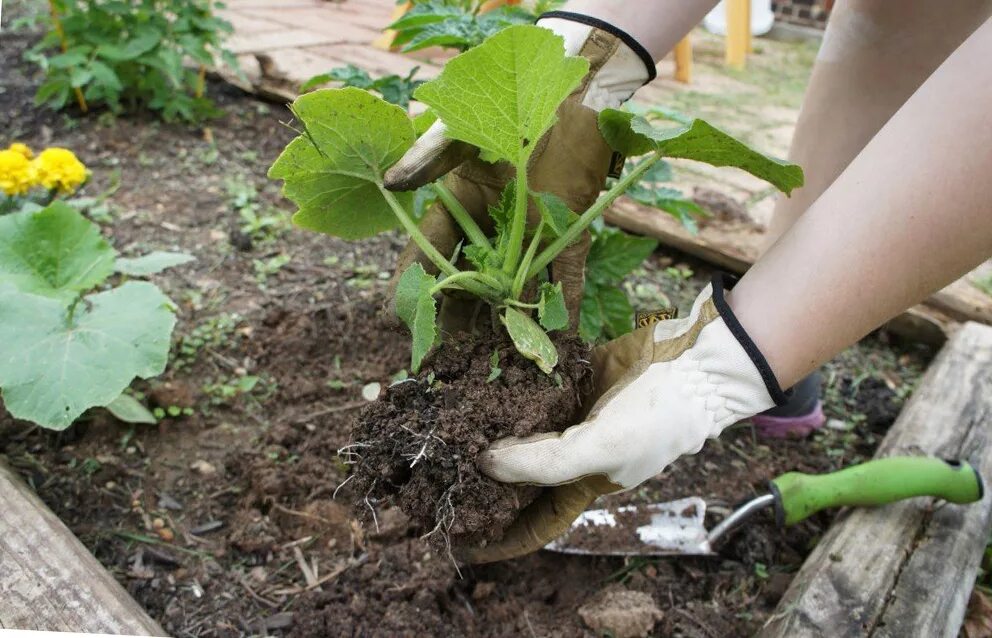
[752,372,826,439]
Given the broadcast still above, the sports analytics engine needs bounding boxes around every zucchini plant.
[269,25,802,374]
[0,202,193,429]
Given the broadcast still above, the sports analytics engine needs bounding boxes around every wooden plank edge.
[0,459,166,633]
[756,322,992,638]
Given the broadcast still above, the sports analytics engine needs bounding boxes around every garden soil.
[349,332,591,550]
[0,16,930,637]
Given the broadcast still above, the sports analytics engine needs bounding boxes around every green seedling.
[301,65,424,110]
[269,25,802,374]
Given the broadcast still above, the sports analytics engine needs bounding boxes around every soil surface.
[1,10,935,637]
[350,332,590,550]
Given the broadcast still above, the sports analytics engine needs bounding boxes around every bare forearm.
[559,0,718,60]
[729,18,992,389]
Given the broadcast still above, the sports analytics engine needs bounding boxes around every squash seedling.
[269,25,802,375]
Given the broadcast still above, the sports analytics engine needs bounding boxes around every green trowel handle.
[770,457,984,526]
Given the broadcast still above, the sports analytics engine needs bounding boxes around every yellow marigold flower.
[34,147,88,194]
[0,149,37,197]
[7,143,34,159]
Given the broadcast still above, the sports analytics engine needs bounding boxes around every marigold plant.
[0,143,88,208]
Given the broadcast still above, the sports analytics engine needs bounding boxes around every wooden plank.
[757,322,992,638]
[0,461,165,634]
[605,197,992,342]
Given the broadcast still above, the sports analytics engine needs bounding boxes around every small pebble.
[362,382,381,402]
[157,528,175,542]
[190,460,217,476]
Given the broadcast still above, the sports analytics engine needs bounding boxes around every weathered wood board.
[757,322,992,638]
[0,461,165,634]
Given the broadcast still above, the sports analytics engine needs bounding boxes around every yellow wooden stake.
[725,0,749,70]
[373,1,412,51]
[47,0,88,113]
[674,36,692,84]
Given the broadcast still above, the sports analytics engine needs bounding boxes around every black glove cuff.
[537,10,658,83]
[711,273,790,406]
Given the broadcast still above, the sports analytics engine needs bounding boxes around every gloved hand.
[385,12,656,329]
[461,274,788,563]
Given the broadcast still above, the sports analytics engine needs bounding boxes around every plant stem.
[527,151,662,280]
[502,154,531,275]
[504,299,540,309]
[432,182,492,252]
[512,220,543,299]
[430,271,504,298]
[380,186,460,278]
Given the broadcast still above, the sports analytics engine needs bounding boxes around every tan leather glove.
[461,275,788,563]
[386,13,656,329]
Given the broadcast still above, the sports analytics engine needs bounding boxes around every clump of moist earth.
[347,330,591,551]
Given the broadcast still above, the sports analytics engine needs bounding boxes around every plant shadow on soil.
[0,17,933,638]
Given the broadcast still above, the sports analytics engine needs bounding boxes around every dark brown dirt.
[350,332,590,550]
[0,10,937,637]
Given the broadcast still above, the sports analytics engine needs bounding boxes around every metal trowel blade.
[543,496,715,556]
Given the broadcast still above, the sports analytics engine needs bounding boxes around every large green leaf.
[268,88,416,239]
[0,202,115,301]
[586,228,658,285]
[501,307,557,374]
[414,25,588,163]
[394,263,438,373]
[599,110,804,194]
[0,282,176,430]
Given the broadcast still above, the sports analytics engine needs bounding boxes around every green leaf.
[268,88,416,239]
[534,192,578,238]
[413,110,438,136]
[48,50,88,68]
[122,29,161,59]
[580,282,635,342]
[0,203,116,301]
[394,263,438,373]
[487,350,502,383]
[0,282,176,430]
[105,393,157,424]
[599,286,635,338]
[598,110,805,194]
[578,286,604,343]
[537,281,568,331]
[89,60,123,92]
[300,72,334,92]
[414,25,588,163]
[586,227,658,285]
[116,251,196,276]
[389,1,465,30]
[501,307,557,374]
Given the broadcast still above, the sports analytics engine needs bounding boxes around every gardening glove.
[385,12,657,329]
[461,274,789,563]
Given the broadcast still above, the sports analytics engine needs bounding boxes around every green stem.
[527,151,662,280]
[502,153,531,275]
[512,220,543,299]
[432,182,492,252]
[380,186,460,279]
[504,299,540,309]
[430,271,505,298]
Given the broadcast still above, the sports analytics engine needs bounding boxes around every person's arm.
[555,0,718,61]
[730,16,992,389]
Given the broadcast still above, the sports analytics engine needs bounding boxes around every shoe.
[751,371,825,438]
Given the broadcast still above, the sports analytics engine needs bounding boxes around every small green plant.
[580,223,658,343]
[30,0,239,122]
[388,0,561,52]
[301,64,424,110]
[226,175,289,243]
[253,253,291,286]
[269,26,802,374]
[0,202,194,429]
[173,312,241,371]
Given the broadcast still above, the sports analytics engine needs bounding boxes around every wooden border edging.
[757,321,992,638]
[0,461,165,634]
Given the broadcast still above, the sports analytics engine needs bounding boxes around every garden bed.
[0,19,939,637]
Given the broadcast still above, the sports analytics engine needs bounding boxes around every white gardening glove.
[479,274,788,490]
